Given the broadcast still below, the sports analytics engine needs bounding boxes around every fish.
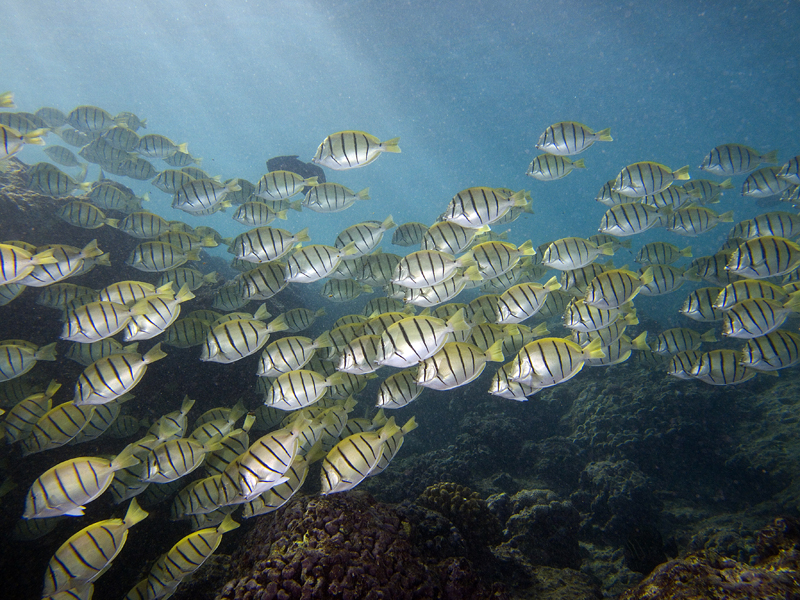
[42,499,148,596]
[376,368,425,409]
[228,226,310,263]
[584,268,653,309]
[651,327,717,355]
[376,309,471,368]
[43,145,82,167]
[1,379,60,444]
[302,182,370,212]
[699,143,778,176]
[23,445,140,518]
[666,350,703,379]
[641,186,700,210]
[421,221,489,255]
[321,278,373,302]
[232,201,288,227]
[136,133,187,158]
[123,285,195,341]
[563,298,634,332]
[164,149,201,166]
[73,344,167,405]
[613,162,690,197]
[285,243,359,283]
[598,203,666,237]
[0,340,57,382]
[30,164,92,196]
[263,370,342,411]
[525,154,586,181]
[201,315,288,364]
[17,240,104,288]
[777,155,800,184]
[126,241,201,272]
[635,242,692,265]
[442,187,529,228]
[507,337,605,388]
[535,121,612,155]
[391,249,477,288]
[495,276,562,324]
[66,106,121,132]
[488,363,540,400]
[239,262,288,301]
[61,299,148,343]
[0,91,13,108]
[158,267,217,293]
[359,252,404,286]
[688,349,758,385]
[595,179,638,207]
[312,131,400,170]
[173,178,241,214]
[400,269,480,307]
[679,287,725,322]
[257,332,332,377]
[468,240,535,279]
[392,222,429,246]
[731,211,800,240]
[320,418,402,494]
[725,236,800,279]
[541,237,614,271]
[679,178,734,203]
[584,332,649,367]
[139,515,239,600]
[416,340,504,390]
[740,330,800,371]
[561,261,615,296]
[254,170,318,200]
[114,111,147,131]
[57,201,119,229]
[741,166,793,198]
[337,334,383,374]
[721,297,800,338]
[142,436,222,483]
[20,401,96,456]
[117,211,178,238]
[334,215,396,258]
[713,279,793,310]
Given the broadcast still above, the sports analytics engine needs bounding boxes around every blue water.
[6,0,798,255]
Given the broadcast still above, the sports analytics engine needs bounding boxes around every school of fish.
[2,95,800,599]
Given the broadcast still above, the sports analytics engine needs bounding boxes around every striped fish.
[20,401,96,456]
[312,131,400,170]
[699,144,778,176]
[376,369,425,409]
[680,178,734,202]
[635,242,692,265]
[158,267,217,293]
[740,330,800,371]
[571,320,629,349]
[151,168,196,193]
[0,244,57,285]
[233,201,287,226]
[126,241,200,272]
[321,278,372,302]
[201,315,287,363]
[667,206,734,236]
[359,252,403,286]
[31,163,92,197]
[257,333,332,377]
[421,221,487,255]
[366,417,417,478]
[679,287,725,322]
[242,448,320,518]
[495,277,561,324]
[23,446,139,518]
[742,166,793,198]
[637,264,691,296]
[17,240,104,288]
[229,226,310,263]
[97,280,163,305]
[66,105,120,132]
[391,249,477,288]
[123,285,194,341]
[416,340,504,390]
[362,310,415,337]
[526,153,586,181]
[1,380,60,444]
[613,161,690,197]
[337,334,382,374]
[73,344,167,405]
[666,350,703,379]
[733,212,800,241]
[508,337,605,388]
[111,156,160,180]
[56,127,91,147]
[239,262,288,300]
[142,437,221,484]
[598,202,666,236]
[542,237,614,271]
[563,299,633,332]
[651,327,716,355]
[583,333,649,367]
[641,185,699,210]
[442,187,529,228]
[469,240,535,279]
[189,404,246,446]
[61,300,145,343]
[535,121,612,156]
[561,261,615,296]
[334,215,396,258]
[222,417,309,502]
[42,499,148,595]
[501,322,549,356]
[203,415,255,477]
[101,124,140,151]
[172,178,240,214]
[69,396,132,445]
[263,370,341,411]
[488,363,541,400]
[44,144,82,167]
[87,181,142,213]
[118,211,176,238]
[722,297,799,339]
[136,133,187,158]
[713,279,792,310]
[285,243,357,283]
[376,309,471,368]
[37,283,96,310]
[725,236,800,279]
[778,155,800,184]
[584,268,653,309]
[689,349,758,385]
[148,396,194,439]
[392,222,429,246]
[0,340,57,382]
[56,201,117,229]
[144,515,239,599]
[303,183,370,213]
[0,123,45,158]
[255,170,318,200]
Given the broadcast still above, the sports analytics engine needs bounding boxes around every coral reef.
[217,491,507,600]
[619,517,800,599]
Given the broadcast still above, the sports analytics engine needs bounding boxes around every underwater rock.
[217,491,506,600]
[619,517,800,599]
[495,489,582,570]
[570,460,663,547]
